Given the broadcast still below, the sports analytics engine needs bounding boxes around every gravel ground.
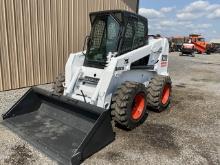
[0,52,219,165]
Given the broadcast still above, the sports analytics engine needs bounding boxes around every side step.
[2,87,115,165]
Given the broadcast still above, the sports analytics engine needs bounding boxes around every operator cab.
[84,10,148,68]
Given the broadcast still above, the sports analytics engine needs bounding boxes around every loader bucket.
[2,87,115,165]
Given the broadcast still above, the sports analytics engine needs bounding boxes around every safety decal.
[161,61,168,67]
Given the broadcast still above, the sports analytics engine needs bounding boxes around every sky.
[139,0,220,40]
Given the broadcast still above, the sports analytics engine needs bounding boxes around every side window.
[133,21,146,49]
[92,20,105,49]
[121,21,134,53]
[108,22,118,40]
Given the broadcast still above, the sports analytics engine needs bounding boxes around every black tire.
[111,82,148,130]
[53,73,65,95]
[147,75,172,112]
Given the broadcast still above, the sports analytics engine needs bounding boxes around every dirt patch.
[101,151,125,162]
[192,61,220,66]
[142,124,179,153]
[186,94,204,101]
[197,148,220,165]
[4,145,35,165]
[175,83,186,88]
[191,78,214,82]
[191,68,215,74]
[119,123,180,158]
[171,87,205,107]
[183,134,220,165]
[193,77,220,83]
[170,86,220,128]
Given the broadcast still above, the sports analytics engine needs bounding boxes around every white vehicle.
[3,10,172,165]
[180,43,195,57]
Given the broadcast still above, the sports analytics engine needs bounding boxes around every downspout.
[136,0,139,13]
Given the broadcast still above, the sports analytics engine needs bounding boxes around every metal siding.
[57,0,64,74]
[14,0,27,87]
[75,0,79,51]
[0,0,137,91]
[37,0,47,84]
[78,0,84,51]
[51,0,59,79]
[68,0,74,55]
[0,53,2,90]
[23,0,34,86]
[44,0,53,83]
[63,0,69,63]
[30,0,41,85]
[0,0,12,90]
[5,0,19,89]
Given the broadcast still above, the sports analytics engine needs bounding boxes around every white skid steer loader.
[2,10,172,165]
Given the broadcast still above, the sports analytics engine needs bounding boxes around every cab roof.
[89,10,148,25]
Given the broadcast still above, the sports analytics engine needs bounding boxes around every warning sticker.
[161,61,168,67]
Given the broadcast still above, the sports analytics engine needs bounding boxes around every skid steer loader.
[2,10,172,165]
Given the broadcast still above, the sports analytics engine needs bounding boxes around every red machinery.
[189,34,210,54]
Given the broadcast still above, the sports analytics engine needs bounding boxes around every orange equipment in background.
[189,34,209,54]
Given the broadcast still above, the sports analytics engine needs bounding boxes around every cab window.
[121,21,135,53]
[133,21,146,49]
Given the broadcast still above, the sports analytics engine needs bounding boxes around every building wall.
[0,0,138,91]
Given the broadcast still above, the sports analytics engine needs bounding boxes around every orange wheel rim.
[162,84,170,105]
[131,93,145,120]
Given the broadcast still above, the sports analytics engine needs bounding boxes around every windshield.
[86,15,120,67]
[198,38,205,42]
